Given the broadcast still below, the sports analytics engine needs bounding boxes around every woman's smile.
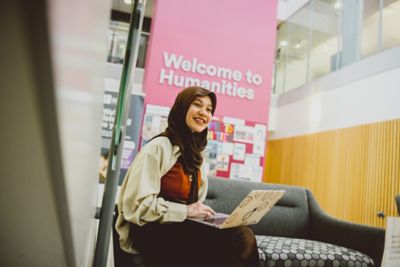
[186,96,213,132]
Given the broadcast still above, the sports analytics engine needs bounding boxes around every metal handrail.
[93,1,146,266]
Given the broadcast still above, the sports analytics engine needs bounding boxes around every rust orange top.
[159,162,201,203]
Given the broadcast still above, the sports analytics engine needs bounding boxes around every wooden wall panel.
[264,119,400,228]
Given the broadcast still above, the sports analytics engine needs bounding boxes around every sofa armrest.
[306,190,385,266]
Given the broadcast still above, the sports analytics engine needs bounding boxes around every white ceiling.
[277,0,310,21]
[112,0,154,17]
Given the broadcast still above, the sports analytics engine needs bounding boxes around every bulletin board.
[140,104,266,182]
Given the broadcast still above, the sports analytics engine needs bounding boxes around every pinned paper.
[382,217,400,267]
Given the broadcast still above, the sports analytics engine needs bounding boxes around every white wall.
[49,0,111,266]
[0,1,111,267]
[1,2,71,266]
[270,47,400,140]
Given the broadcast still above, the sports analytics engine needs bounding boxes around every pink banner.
[143,0,278,124]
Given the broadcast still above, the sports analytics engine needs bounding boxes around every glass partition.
[361,0,380,58]
[309,0,340,80]
[285,4,311,91]
[274,0,400,94]
[274,23,288,93]
[108,21,149,68]
[382,0,400,51]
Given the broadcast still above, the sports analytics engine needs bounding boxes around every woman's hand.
[187,202,216,219]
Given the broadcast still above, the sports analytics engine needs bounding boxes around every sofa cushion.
[256,236,375,267]
[120,236,376,267]
[206,177,311,238]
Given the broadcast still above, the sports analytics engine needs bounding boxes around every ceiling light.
[124,0,132,4]
[389,1,400,9]
[279,40,288,47]
[334,2,342,10]
[294,43,301,49]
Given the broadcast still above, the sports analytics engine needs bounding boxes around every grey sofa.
[204,177,385,267]
[114,177,385,267]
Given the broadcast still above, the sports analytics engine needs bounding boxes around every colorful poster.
[141,104,169,146]
[254,124,267,142]
[217,154,230,171]
[253,141,265,155]
[101,85,136,170]
[233,143,246,161]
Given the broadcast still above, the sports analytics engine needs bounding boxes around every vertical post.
[336,0,342,71]
[306,0,314,83]
[377,0,384,52]
[282,24,289,93]
[339,0,363,67]
[93,1,146,267]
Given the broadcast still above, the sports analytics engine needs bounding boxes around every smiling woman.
[185,95,213,133]
[115,86,261,267]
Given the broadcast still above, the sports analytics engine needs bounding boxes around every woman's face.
[185,95,213,133]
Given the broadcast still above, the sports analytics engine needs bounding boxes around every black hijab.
[159,86,217,175]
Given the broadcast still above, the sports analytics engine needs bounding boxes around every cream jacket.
[115,136,208,253]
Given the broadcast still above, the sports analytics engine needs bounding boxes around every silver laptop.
[189,190,285,229]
